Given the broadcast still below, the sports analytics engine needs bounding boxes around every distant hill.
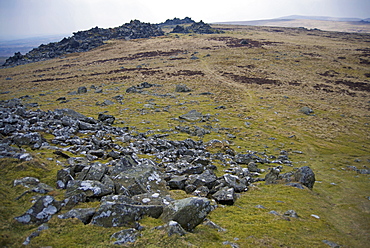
[277,15,365,22]
[214,16,370,33]
[0,34,69,57]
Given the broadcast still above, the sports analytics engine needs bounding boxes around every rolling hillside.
[0,24,369,247]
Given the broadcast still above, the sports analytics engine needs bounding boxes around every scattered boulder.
[179,110,204,122]
[300,106,314,115]
[98,114,115,124]
[293,166,316,189]
[175,84,192,93]
[77,86,87,94]
[161,197,214,231]
[212,187,236,205]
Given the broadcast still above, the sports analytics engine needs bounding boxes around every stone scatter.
[1,98,316,245]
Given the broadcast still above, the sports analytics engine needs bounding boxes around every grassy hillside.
[0,25,369,247]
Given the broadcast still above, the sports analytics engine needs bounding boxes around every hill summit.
[2,20,164,67]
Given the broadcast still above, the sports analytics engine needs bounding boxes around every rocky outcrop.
[2,20,164,67]
[158,17,195,26]
[171,21,224,34]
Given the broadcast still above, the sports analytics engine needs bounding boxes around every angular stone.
[166,220,187,236]
[15,196,62,224]
[111,161,166,197]
[58,208,96,224]
[13,177,40,188]
[265,167,280,185]
[56,168,74,189]
[222,174,248,192]
[179,110,203,122]
[63,193,88,210]
[168,175,187,190]
[294,166,315,189]
[284,210,299,218]
[212,187,236,205]
[98,113,115,125]
[65,180,113,199]
[161,197,213,231]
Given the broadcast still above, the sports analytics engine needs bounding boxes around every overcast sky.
[0,0,369,39]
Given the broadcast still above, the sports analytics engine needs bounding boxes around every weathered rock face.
[161,197,214,231]
[3,20,164,67]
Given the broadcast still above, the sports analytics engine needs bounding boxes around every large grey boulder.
[293,166,316,189]
[91,202,163,227]
[161,197,214,231]
[15,196,62,224]
[65,180,113,199]
[111,161,166,196]
[58,208,96,224]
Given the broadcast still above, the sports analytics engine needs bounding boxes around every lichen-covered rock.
[161,197,214,231]
[15,196,61,224]
[91,202,163,227]
[58,208,96,224]
[111,160,166,196]
[212,187,236,205]
[65,180,113,199]
[111,228,140,245]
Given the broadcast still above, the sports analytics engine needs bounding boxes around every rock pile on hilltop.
[171,21,224,34]
[1,97,315,245]
[158,17,195,26]
[2,20,164,67]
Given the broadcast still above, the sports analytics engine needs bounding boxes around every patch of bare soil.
[90,68,162,77]
[168,70,205,77]
[332,80,370,92]
[31,75,78,82]
[86,49,185,65]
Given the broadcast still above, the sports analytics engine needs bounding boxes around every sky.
[0,0,369,39]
